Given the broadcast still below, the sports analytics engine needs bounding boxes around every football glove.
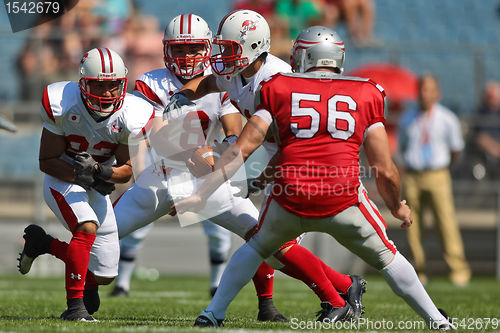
[91,179,115,196]
[74,152,97,188]
[95,163,113,181]
[230,178,265,198]
[163,91,195,120]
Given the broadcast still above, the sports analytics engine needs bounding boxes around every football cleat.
[433,308,456,330]
[257,297,288,322]
[316,301,354,323]
[83,288,100,315]
[60,299,98,322]
[109,285,129,297]
[194,310,224,327]
[341,275,367,319]
[17,224,53,275]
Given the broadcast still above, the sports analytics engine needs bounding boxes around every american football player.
[166,10,365,325]
[174,25,456,330]
[111,13,286,321]
[17,48,154,321]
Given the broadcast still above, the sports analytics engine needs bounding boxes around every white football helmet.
[163,14,212,79]
[210,9,270,76]
[291,26,345,74]
[79,48,128,117]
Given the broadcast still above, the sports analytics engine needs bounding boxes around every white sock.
[210,262,226,289]
[116,259,135,291]
[381,251,446,324]
[206,243,263,319]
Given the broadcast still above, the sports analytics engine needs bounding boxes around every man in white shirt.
[399,73,470,287]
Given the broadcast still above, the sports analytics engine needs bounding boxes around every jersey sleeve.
[125,98,155,146]
[218,92,239,118]
[254,74,280,116]
[134,79,165,118]
[365,80,387,127]
[40,86,64,135]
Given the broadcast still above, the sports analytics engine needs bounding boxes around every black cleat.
[109,285,129,297]
[194,310,224,327]
[257,297,288,322]
[60,298,97,322]
[434,308,456,330]
[83,288,100,315]
[17,224,53,275]
[341,275,367,319]
[316,301,354,323]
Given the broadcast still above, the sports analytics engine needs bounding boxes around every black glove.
[74,152,97,188]
[95,163,113,181]
[91,179,115,196]
[230,178,265,198]
[163,91,195,120]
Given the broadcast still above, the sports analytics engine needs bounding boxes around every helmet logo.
[240,20,256,38]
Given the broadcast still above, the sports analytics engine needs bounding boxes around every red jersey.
[256,72,386,218]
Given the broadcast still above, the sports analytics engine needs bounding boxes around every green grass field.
[0,274,499,332]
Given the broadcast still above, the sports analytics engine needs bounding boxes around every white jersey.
[134,68,239,170]
[41,81,154,165]
[215,54,291,118]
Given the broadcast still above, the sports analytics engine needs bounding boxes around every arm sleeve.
[126,107,155,146]
[40,86,64,135]
[134,79,165,118]
[254,109,273,125]
[218,92,239,118]
[366,82,387,126]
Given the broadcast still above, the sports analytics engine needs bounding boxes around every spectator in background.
[316,0,378,47]
[399,74,471,287]
[275,0,322,40]
[233,0,292,60]
[474,81,500,171]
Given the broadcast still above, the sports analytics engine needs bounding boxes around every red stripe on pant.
[49,187,79,233]
[358,202,397,254]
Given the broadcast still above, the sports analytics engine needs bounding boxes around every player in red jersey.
[166,10,368,324]
[174,26,455,330]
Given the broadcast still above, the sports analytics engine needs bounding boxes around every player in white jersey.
[111,14,287,321]
[17,48,154,321]
[166,10,367,325]
[110,14,232,297]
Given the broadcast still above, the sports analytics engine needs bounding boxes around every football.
[186,145,220,177]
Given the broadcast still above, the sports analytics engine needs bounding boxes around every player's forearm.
[375,164,402,213]
[39,158,76,183]
[108,164,133,183]
[198,144,245,199]
[179,74,219,100]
